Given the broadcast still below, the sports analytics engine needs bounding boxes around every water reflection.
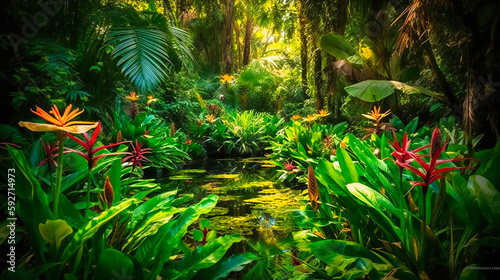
[164,158,301,245]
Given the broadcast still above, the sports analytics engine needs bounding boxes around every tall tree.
[298,0,308,94]
[242,17,252,65]
[222,0,235,73]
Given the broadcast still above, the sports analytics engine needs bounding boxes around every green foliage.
[319,33,357,59]
[107,28,173,91]
[281,120,498,279]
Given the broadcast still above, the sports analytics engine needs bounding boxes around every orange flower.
[206,114,216,124]
[126,92,139,102]
[19,104,98,134]
[362,106,391,123]
[220,74,233,83]
[291,115,302,121]
[147,95,157,106]
[305,115,317,122]
[315,109,330,118]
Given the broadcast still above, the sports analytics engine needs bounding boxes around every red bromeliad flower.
[122,140,152,172]
[201,226,208,245]
[39,139,60,169]
[388,131,430,165]
[395,128,471,196]
[284,161,297,171]
[65,122,128,170]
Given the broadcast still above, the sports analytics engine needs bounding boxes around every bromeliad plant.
[361,106,395,139]
[392,128,472,274]
[65,122,128,218]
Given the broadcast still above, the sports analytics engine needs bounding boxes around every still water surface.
[165,157,302,246]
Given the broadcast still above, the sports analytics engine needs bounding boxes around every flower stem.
[420,189,427,271]
[85,169,92,220]
[54,133,66,219]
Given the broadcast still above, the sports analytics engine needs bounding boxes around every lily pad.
[207,174,240,179]
[178,169,207,174]
[168,175,195,180]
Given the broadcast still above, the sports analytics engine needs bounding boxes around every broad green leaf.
[193,229,203,241]
[39,219,73,250]
[58,194,84,228]
[93,249,134,280]
[345,80,445,102]
[345,80,395,102]
[311,240,381,266]
[346,183,400,219]
[176,234,242,272]
[109,159,122,204]
[359,38,381,65]
[147,195,218,279]
[469,175,500,231]
[319,32,356,59]
[200,218,210,230]
[196,252,258,280]
[61,198,137,262]
[337,148,358,183]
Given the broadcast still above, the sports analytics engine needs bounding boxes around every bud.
[171,122,175,137]
[103,176,114,209]
[430,128,442,156]
[116,130,122,143]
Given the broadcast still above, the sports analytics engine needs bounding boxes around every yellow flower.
[220,74,233,83]
[126,92,139,102]
[19,104,98,134]
[315,109,330,118]
[206,114,216,124]
[147,95,157,106]
[291,115,302,121]
[362,106,391,123]
[305,115,317,122]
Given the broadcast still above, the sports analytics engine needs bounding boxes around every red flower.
[201,226,209,245]
[66,122,128,170]
[122,140,152,172]
[292,251,301,266]
[184,139,192,145]
[39,139,60,169]
[388,131,430,164]
[284,161,297,171]
[395,128,472,196]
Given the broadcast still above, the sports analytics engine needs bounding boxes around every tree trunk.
[325,54,336,116]
[313,48,324,110]
[422,41,462,119]
[222,0,235,74]
[243,18,252,66]
[299,1,308,96]
[235,23,242,70]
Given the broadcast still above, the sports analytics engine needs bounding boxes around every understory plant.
[276,118,499,279]
[2,103,249,279]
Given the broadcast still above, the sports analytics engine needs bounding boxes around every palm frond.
[168,25,196,70]
[107,28,172,92]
